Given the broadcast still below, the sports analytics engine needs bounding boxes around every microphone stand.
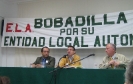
[48,53,95,84]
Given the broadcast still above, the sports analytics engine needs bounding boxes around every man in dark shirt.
[31,46,55,68]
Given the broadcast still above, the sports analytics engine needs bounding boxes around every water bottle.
[41,59,46,68]
[42,61,45,68]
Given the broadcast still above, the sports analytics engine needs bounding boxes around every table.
[0,67,126,84]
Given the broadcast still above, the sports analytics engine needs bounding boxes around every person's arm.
[72,56,81,67]
[120,55,130,67]
[46,57,55,68]
[33,57,40,64]
[115,54,130,68]
[99,57,110,69]
[31,57,41,68]
[58,58,66,68]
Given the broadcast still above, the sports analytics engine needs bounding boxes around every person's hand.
[108,60,115,65]
[30,64,36,68]
[114,61,120,66]
[36,64,42,68]
[124,82,127,84]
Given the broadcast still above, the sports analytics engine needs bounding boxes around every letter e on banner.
[6,23,13,32]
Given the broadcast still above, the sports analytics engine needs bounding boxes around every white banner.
[1,10,133,48]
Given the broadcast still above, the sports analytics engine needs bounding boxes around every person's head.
[41,46,50,57]
[0,76,10,84]
[125,59,133,84]
[0,76,2,84]
[67,46,76,57]
[105,43,116,57]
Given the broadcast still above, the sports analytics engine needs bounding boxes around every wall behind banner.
[0,0,18,66]
[0,16,2,66]
[1,0,133,68]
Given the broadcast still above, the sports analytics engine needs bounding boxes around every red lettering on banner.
[25,24,31,32]
[15,23,21,32]
[6,23,13,32]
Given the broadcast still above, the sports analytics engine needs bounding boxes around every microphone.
[49,53,95,73]
[87,54,95,57]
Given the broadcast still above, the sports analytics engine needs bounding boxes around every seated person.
[58,46,81,68]
[31,46,55,68]
[124,59,133,84]
[99,43,130,69]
